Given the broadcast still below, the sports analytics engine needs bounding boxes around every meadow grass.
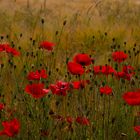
[0,0,139,139]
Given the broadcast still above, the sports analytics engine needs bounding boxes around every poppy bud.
[108,58,111,62]
[49,110,54,115]
[104,32,107,36]
[112,38,115,42]
[6,35,9,38]
[66,57,69,64]
[24,70,27,74]
[111,117,116,124]
[1,64,4,68]
[55,31,59,35]
[49,71,51,76]
[135,76,138,79]
[1,36,4,40]
[33,40,35,45]
[41,18,45,24]
[63,20,67,26]
[55,101,59,106]
[56,68,59,72]
[18,46,21,50]
[133,48,136,51]
[20,33,22,37]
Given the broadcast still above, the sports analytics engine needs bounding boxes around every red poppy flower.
[115,71,132,81]
[134,126,140,136]
[27,69,47,80]
[40,41,55,51]
[122,65,135,81]
[135,89,140,92]
[0,44,4,52]
[49,81,69,96]
[115,65,135,81]
[67,62,84,75]
[25,83,49,98]
[9,48,20,56]
[101,65,116,75]
[115,71,125,79]
[99,85,112,95]
[0,44,20,56]
[66,116,73,124]
[123,65,135,74]
[73,53,92,66]
[124,73,134,81]
[93,65,115,75]
[0,103,4,111]
[122,90,140,105]
[72,80,90,89]
[76,117,90,126]
[0,118,20,137]
[93,66,102,75]
[112,51,128,63]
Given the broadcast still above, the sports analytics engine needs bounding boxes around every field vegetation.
[0,0,139,139]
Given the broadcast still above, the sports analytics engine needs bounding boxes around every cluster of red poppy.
[49,81,70,96]
[0,99,19,137]
[115,65,135,80]
[93,65,115,76]
[0,100,19,138]
[27,69,48,80]
[67,53,92,75]
[99,85,112,95]
[0,119,20,137]
[67,51,135,82]
[26,72,90,98]
[66,49,139,137]
[25,69,49,98]
[93,64,135,81]
[0,43,20,56]
[0,39,138,138]
[112,51,128,63]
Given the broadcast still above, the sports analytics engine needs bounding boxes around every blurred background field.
[0,0,140,64]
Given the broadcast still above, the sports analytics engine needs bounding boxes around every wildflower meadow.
[0,0,139,139]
